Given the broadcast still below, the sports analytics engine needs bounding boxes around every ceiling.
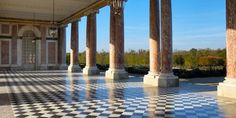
[0,0,98,22]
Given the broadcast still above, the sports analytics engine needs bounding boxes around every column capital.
[70,18,81,24]
[59,24,68,28]
[108,0,127,15]
[108,0,128,4]
[84,9,99,16]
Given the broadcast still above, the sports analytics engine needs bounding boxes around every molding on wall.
[0,17,52,25]
[0,24,12,36]
[46,40,58,66]
[0,36,12,39]
[17,39,22,66]
[46,38,58,40]
[18,37,42,40]
[0,39,12,66]
[18,25,41,37]
[0,36,58,40]
[0,41,1,64]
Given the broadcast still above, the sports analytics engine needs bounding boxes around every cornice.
[0,17,53,25]
[59,0,108,25]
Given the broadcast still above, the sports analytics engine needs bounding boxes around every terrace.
[0,0,236,117]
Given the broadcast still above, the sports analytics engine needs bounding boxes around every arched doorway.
[22,30,36,70]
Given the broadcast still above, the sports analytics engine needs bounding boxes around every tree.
[189,48,198,68]
[66,53,70,65]
[174,55,185,68]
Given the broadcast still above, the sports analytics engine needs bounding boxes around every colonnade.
[56,0,236,98]
[57,0,178,86]
[57,0,129,79]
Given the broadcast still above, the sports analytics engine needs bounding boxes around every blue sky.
[66,0,226,52]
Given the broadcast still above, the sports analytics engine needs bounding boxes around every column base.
[58,64,68,70]
[144,72,179,87]
[218,78,236,99]
[83,66,100,75]
[105,69,128,79]
[68,65,81,72]
[10,65,23,71]
[36,65,48,70]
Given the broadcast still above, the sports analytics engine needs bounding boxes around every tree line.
[173,48,226,69]
[66,48,226,69]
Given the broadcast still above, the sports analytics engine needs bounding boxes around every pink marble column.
[109,4,116,70]
[225,0,236,80]
[148,0,160,75]
[218,0,236,98]
[105,0,128,79]
[68,20,81,72]
[58,25,68,70]
[83,12,100,75]
[144,0,161,85]
[145,0,178,87]
[161,0,173,74]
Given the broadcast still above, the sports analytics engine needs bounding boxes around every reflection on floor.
[2,70,236,118]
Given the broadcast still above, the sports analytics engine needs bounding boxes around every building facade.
[0,23,60,70]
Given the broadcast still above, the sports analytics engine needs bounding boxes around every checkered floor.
[2,70,236,118]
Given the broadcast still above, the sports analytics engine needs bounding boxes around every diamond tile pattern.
[2,71,236,118]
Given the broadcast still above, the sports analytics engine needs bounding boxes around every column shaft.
[149,0,160,74]
[109,5,116,69]
[68,21,81,72]
[86,13,97,67]
[226,0,236,79]
[83,12,100,75]
[58,26,67,70]
[71,21,79,65]
[110,3,125,69]
[161,0,173,73]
